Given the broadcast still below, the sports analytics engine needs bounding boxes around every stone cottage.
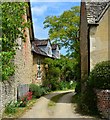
[0,2,34,117]
[80,0,110,80]
[32,38,60,84]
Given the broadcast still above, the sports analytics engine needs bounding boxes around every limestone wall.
[0,79,17,118]
[90,7,110,70]
[32,54,46,84]
[14,15,33,85]
[96,89,110,119]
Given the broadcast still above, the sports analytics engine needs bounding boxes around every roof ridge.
[86,1,110,24]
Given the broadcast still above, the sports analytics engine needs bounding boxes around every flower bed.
[19,91,32,107]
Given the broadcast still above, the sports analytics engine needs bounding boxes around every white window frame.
[37,59,42,79]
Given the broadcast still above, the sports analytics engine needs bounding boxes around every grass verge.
[48,92,71,107]
[3,98,37,118]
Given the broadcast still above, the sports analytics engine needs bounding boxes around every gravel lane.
[21,90,96,119]
[21,91,71,118]
[53,92,95,118]
[21,92,59,118]
[53,92,81,118]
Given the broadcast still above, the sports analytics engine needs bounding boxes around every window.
[37,59,42,79]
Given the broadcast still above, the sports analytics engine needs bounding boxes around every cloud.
[31,5,48,16]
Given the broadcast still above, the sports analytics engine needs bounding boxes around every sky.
[30,1,80,55]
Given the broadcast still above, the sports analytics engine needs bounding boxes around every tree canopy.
[43,6,80,81]
[43,6,80,58]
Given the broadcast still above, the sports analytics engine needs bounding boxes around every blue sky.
[30,1,80,55]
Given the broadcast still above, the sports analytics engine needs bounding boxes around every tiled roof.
[32,39,60,59]
[32,41,48,56]
[34,38,49,46]
[86,0,110,24]
[52,44,58,50]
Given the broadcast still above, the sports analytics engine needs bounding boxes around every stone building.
[32,38,60,84]
[0,2,34,118]
[80,0,110,80]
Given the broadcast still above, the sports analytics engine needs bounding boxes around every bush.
[29,84,47,98]
[78,87,98,115]
[43,66,60,91]
[75,81,81,94]
[88,61,110,89]
[18,91,32,107]
[5,101,17,114]
[78,61,110,115]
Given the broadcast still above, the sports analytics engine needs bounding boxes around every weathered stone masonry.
[96,90,110,119]
[0,80,16,118]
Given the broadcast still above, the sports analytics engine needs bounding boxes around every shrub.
[29,84,47,98]
[19,91,32,107]
[75,81,81,94]
[43,67,60,91]
[78,87,98,115]
[88,61,110,89]
[78,61,110,115]
[5,101,17,114]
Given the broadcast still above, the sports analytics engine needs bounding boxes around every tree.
[43,57,76,90]
[43,6,80,81]
[1,3,30,81]
[43,6,80,58]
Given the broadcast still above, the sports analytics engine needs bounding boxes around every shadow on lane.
[42,91,75,103]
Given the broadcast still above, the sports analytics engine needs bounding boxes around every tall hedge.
[88,61,110,89]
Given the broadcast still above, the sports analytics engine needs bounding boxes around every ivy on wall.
[0,2,30,81]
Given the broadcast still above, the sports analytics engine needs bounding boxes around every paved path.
[21,90,96,119]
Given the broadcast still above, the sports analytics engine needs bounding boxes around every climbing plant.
[1,3,30,81]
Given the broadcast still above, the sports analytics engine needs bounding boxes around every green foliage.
[58,81,76,90]
[43,58,61,91]
[77,61,110,115]
[43,6,80,81]
[44,6,80,54]
[75,81,81,94]
[78,88,98,115]
[29,84,47,98]
[44,6,80,58]
[1,3,30,81]
[43,57,77,91]
[5,101,17,114]
[1,51,15,80]
[88,61,110,89]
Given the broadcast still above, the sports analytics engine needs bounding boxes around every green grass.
[48,92,71,107]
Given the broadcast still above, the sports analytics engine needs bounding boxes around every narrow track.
[21,90,96,119]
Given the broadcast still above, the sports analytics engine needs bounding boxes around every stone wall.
[0,14,34,119]
[0,80,17,118]
[14,28,33,85]
[96,89,110,119]
[32,54,46,85]
[90,7,110,70]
